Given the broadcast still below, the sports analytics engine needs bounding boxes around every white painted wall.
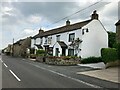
[36,38,40,44]
[81,20,108,58]
[31,39,35,48]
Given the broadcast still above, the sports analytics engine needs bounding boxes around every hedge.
[81,57,102,64]
[36,49,46,56]
[116,43,120,60]
[101,48,118,64]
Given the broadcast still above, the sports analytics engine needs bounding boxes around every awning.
[57,41,68,48]
[34,44,43,49]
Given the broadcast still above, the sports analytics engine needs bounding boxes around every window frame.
[56,35,60,41]
[68,49,74,56]
[69,33,75,42]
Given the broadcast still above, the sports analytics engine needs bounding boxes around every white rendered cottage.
[31,11,108,58]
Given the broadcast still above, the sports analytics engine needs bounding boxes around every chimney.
[66,20,70,26]
[115,20,120,43]
[91,10,99,20]
[39,28,44,34]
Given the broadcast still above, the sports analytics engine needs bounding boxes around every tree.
[108,31,116,48]
[68,38,82,56]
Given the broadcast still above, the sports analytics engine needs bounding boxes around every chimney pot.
[66,20,70,26]
[39,28,44,34]
[91,10,99,20]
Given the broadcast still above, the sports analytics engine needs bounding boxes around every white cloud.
[98,2,118,32]
[27,15,42,23]
[1,7,14,16]
[23,29,35,34]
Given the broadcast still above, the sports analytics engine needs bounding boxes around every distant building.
[31,11,108,58]
[115,20,120,43]
[5,37,32,57]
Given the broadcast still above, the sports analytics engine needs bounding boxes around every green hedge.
[81,57,102,64]
[36,49,46,56]
[116,43,120,60]
[101,48,118,64]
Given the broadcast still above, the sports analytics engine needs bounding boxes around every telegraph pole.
[12,38,14,56]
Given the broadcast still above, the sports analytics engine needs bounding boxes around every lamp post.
[12,38,14,56]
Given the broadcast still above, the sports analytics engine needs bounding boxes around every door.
[62,48,66,56]
[55,48,59,56]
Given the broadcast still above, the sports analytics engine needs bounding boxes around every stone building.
[115,20,120,43]
[13,37,31,57]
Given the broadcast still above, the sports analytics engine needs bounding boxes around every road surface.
[1,55,119,89]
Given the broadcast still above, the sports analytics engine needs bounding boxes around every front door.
[62,48,66,56]
[55,48,59,56]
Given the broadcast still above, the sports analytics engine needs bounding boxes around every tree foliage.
[108,31,116,48]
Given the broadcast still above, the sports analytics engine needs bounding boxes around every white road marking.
[0,59,3,63]
[9,70,21,82]
[27,62,102,88]
[3,63,8,68]
[22,59,25,60]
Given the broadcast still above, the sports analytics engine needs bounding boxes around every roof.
[34,44,43,49]
[57,41,67,48]
[33,19,92,39]
[115,20,120,26]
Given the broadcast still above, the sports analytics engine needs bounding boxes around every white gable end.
[81,20,108,58]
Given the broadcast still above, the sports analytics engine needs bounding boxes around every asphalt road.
[1,55,119,89]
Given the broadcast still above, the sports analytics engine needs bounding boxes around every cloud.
[27,15,42,23]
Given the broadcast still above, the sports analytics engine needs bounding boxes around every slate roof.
[34,44,43,49]
[57,41,68,48]
[33,19,92,39]
[115,20,120,26]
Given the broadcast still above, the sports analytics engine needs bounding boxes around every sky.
[0,0,120,49]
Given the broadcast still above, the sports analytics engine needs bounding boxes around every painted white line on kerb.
[27,62,102,88]
[9,70,21,82]
[3,63,8,67]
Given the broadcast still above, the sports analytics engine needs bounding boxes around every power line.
[46,0,103,28]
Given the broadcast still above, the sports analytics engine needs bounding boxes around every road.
[1,55,119,89]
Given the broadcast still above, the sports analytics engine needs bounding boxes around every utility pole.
[12,38,14,56]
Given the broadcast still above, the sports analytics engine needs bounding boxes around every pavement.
[77,66,120,84]
[78,62,106,69]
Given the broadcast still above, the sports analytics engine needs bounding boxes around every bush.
[101,48,118,64]
[81,57,102,64]
[36,49,46,56]
[116,43,120,60]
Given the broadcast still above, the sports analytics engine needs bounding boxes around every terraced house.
[31,11,108,58]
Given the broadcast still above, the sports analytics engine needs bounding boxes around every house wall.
[116,25,120,43]
[13,44,21,56]
[14,37,31,57]
[31,39,35,48]
[81,20,108,58]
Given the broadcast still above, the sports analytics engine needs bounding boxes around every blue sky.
[1,0,119,49]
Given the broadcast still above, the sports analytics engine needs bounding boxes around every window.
[40,38,43,44]
[82,28,89,35]
[56,35,60,41]
[82,29,84,35]
[69,33,75,42]
[68,49,74,56]
[44,37,48,44]
[48,37,52,44]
